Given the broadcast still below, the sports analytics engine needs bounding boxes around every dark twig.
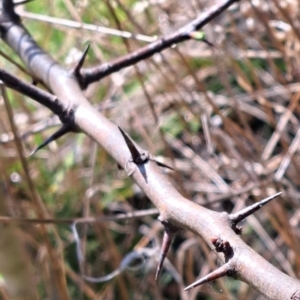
[80,0,241,87]
[0,68,66,116]
[184,263,233,291]
[229,192,282,233]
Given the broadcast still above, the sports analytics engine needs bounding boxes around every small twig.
[18,10,157,43]
[80,0,241,87]
[275,128,300,181]
[0,208,159,224]
[0,68,66,116]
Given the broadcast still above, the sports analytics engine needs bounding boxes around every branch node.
[118,126,150,181]
[189,31,205,40]
[229,192,282,234]
[210,236,234,260]
[118,126,148,164]
[184,263,233,291]
[155,220,179,281]
[189,31,215,48]
[118,126,174,175]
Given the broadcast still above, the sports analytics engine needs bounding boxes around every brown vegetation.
[0,0,300,299]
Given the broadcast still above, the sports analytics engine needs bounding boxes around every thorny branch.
[0,0,300,299]
[78,0,239,88]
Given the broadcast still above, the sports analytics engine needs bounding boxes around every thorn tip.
[184,264,230,291]
[230,191,282,228]
[30,124,71,155]
[72,44,90,76]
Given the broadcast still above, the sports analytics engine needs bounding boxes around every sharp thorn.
[230,192,282,225]
[184,264,230,291]
[118,126,141,162]
[73,44,90,76]
[155,253,165,281]
[155,160,174,171]
[155,229,174,281]
[30,124,71,156]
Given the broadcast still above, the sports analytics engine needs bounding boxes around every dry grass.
[0,0,300,299]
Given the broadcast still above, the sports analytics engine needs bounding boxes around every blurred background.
[0,0,300,299]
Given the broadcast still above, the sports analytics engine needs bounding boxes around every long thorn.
[184,264,230,291]
[155,229,174,281]
[30,123,71,156]
[155,160,174,171]
[230,192,282,225]
[118,126,142,162]
[72,44,90,76]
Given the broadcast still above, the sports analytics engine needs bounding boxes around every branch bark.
[0,0,299,299]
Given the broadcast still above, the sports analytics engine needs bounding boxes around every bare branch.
[0,68,67,117]
[79,0,241,88]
